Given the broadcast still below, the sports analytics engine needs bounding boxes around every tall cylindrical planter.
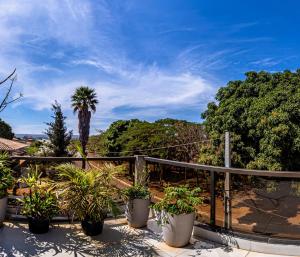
[0,197,7,224]
[126,199,150,228]
[162,212,195,247]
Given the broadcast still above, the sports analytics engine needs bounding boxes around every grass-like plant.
[122,185,150,201]
[21,190,58,219]
[152,185,203,215]
[0,153,14,199]
[56,163,121,222]
[19,166,58,219]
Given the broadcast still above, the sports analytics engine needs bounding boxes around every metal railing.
[9,154,300,239]
[10,156,135,162]
[144,157,300,238]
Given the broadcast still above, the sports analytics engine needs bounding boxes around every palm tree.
[71,86,98,160]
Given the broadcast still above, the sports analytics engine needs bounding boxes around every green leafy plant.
[201,70,300,171]
[56,163,121,222]
[122,185,150,201]
[152,185,203,216]
[26,140,43,156]
[0,153,14,198]
[21,190,58,219]
[19,167,58,219]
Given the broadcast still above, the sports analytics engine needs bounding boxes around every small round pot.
[81,218,104,236]
[28,217,50,234]
[0,197,7,225]
[126,198,150,228]
[162,212,195,247]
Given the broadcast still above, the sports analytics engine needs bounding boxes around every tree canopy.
[0,119,14,139]
[200,70,300,171]
[45,102,72,156]
[88,118,206,162]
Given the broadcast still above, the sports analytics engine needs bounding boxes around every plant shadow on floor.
[181,237,234,257]
[0,221,160,257]
[234,180,300,238]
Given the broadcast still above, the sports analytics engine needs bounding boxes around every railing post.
[82,158,86,170]
[224,131,232,229]
[210,170,216,226]
[134,155,146,186]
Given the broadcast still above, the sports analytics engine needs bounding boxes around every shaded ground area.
[0,218,293,257]
[232,180,300,239]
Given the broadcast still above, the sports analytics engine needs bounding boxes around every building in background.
[0,137,28,155]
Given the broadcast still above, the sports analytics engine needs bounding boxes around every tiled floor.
[0,219,297,257]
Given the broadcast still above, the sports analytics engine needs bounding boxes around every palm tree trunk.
[78,109,91,169]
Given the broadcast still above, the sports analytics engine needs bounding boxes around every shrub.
[0,153,14,198]
[21,191,58,219]
[122,185,150,201]
[19,167,58,219]
[152,185,203,215]
[56,163,121,222]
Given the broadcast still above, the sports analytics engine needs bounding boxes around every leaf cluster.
[19,166,58,219]
[21,190,58,219]
[56,163,121,222]
[0,153,14,198]
[122,185,150,201]
[90,118,206,162]
[0,119,14,139]
[152,185,203,215]
[201,70,300,170]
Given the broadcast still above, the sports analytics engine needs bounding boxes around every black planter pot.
[28,217,50,234]
[81,218,104,236]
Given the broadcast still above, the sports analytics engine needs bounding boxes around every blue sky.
[0,0,299,134]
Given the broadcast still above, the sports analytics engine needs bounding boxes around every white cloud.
[19,66,214,121]
[0,0,94,47]
[250,57,280,67]
[0,0,217,134]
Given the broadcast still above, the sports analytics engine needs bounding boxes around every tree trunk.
[78,109,91,169]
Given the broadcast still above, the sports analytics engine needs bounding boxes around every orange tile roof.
[0,138,28,152]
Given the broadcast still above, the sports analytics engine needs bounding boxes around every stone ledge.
[147,219,300,255]
[193,224,300,256]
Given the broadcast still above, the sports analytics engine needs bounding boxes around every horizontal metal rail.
[10,156,135,162]
[145,157,300,178]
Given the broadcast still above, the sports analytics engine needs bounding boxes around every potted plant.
[57,163,121,236]
[122,185,150,228]
[152,185,203,247]
[19,168,58,234]
[0,153,14,225]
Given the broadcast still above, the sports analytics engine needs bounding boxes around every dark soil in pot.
[28,217,50,234]
[81,218,104,236]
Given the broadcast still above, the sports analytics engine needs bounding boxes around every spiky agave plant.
[56,163,121,222]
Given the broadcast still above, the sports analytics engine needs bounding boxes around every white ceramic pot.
[126,199,150,228]
[162,212,195,247]
[0,197,8,224]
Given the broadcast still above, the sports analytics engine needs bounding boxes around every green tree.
[105,119,141,156]
[0,119,14,139]
[201,70,300,171]
[97,118,206,161]
[71,86,98,157]
[45,101,72,156]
